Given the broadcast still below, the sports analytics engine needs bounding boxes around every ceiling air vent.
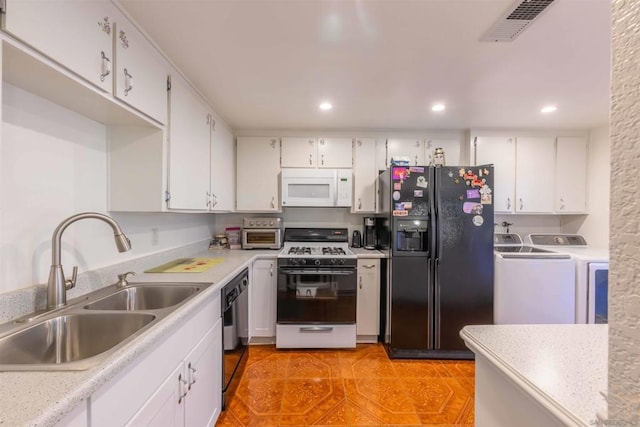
[480,0,556,42]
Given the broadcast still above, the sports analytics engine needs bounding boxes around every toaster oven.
[241,217,283,249]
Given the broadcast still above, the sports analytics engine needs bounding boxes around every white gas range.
[275,228,357,349]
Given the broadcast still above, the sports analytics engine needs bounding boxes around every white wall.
[0,83,214,294]
[560,125,610,248]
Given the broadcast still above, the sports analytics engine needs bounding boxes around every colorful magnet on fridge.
[472,215,484,226]
[393,210,409,217]
[416,176,428,188]
[395,202,405,210]
[467,189,481,199]
[393,191,401,201]
[404,202,413,209]
[414,190,424,197]
[459,195,464,201]
[394,183,402,190]
[459,168,466,177]
[463,202,484,215]
[409,166,425,173]
[479,184,493,204]
[454,178,460,184]
[466,181,471,186]
[392,167,407,181]
[448,171,454,178]
[484,168,490,175]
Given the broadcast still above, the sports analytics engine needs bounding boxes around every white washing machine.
[494,233,576,324]
[527,234,609,324]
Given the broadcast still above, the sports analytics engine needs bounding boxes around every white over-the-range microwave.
[281,168,352,207]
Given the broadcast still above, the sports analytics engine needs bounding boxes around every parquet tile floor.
[216,344,474,427]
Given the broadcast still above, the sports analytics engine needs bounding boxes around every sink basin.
[84,285,202,311]
[0,312,155,368]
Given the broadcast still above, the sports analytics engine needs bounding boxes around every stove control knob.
[330,259,336,265]
[314,259,321,266]
[291,259,298,265]
[269,221,275,226]
[300,259,307,265]
[249,221,254,226]
[339,259,345,265]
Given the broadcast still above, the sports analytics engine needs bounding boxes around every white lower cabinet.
[127,320,222,427]
[249,259,277,340]
[356,258,380,342]
[90,294,221,427]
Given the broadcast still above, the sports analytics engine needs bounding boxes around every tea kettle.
[351,230,362,248]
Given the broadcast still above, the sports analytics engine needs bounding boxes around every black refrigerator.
[379,165,494,359]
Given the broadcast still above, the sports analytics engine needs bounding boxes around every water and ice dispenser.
[395,219,428,252]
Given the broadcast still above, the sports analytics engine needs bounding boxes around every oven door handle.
[279,268,355,275]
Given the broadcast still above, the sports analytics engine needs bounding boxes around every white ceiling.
[117,0,611,132]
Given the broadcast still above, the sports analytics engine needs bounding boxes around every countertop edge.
[460,327,588,427]
[1,250,277,427]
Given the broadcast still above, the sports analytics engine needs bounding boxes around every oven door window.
[277,268,356,324]
[246,231,276,245]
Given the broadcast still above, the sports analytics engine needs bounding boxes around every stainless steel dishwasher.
[220,268,249,409]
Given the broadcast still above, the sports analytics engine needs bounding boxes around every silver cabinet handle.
[100,51,111,82]
[270,196,275,208]
[309,154,312,165]
[560,198,565,210]
[188,363,197,389]
[415,155,418,165]
[300,326,333,332]
[270,263,273,277]
[362,264,376,268]
[270,139,277,148]
[359,276,363,289]
[206,191,211,208]
[178,374,188,404]
[507,197,511,210]
[123,68,134,96]
[98,17,112,35]
[321,154,324,165]
[358,198,362,210]
[519,198,524,210]
[211,193,217,208]
[119,30,129,48]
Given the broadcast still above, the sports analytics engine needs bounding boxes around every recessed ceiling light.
[541,105,557,113]
[319,102,333,111]
[432,103,446,112]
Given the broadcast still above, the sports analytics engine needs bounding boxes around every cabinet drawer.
[275,324,356,348]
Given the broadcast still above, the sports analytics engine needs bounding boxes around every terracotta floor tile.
[217,344,476,427]
[280,379,348,425]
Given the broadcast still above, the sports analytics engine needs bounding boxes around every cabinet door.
[425,138,462,166]
[126,362,185,427]
[184,320,223,427]
[318,138,353,168]
[352,138,377,213]
[475,137,516,213]
[167,74,211,210]
[555,137,587,213]
[113,14,168,124]
[236,137,281,211]
[4,0,115,92]
[387,138,424,167]
[250,259,277,338]
[356,259,380,337]
[210,120,235,211]
[281,137,317,167]
[515,137,555,213]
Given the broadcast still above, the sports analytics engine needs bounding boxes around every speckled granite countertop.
[351,247,387,258]
[0,249,277,427]
[460,324,608,426]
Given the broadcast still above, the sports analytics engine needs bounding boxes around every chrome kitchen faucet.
[47,212,131,310]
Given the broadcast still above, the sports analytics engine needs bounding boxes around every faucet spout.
[47,212,132,310]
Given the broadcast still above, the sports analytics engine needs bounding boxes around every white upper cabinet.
[386,138,424,167]
[281,137,317,168]
[113,12,168,124]
[515,137,555,213]
[210,119,235,211]
[474,136,517,213]
[236,137,281,211]
[3,0,116,93]
[167,74,211,210]
[317,138,353,168]
[555,137,588,213]
[425,138,462,166]
[352,138,377,213]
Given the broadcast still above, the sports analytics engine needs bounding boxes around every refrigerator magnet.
[395,202,405,210]
[480,184,493,204]
[484,168,490,175]
[448,170,454,178]
[471,177,485,188]
[464,170,476,180]
[409,166,425,173]
[392,167,407,181]
[416,176,428,188]
[394,183,402,190]
[393,191,401,201]
[454,178,460,184]
[414,189,423,197]
[459,168,466,177]
[472,215,484,226]
[393,210,408,216]
[463,202,483,215]
[467,189,480,199]
[403,202,413,209]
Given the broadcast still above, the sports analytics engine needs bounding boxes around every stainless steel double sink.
[0,282,214,371]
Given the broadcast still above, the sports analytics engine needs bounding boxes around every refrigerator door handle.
[434,257,441,349]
